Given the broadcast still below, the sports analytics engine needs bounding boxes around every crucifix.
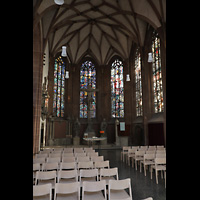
[80,84,99,137]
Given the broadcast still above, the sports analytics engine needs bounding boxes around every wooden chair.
[79,169,99,186]
[57,169,78,183]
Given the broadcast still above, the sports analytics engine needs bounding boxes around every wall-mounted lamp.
[65,71,69,79]
[148,52,153,63]
[61,46,67,57]
[126,74,130,81]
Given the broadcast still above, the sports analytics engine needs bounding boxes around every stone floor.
[96,149,166,200]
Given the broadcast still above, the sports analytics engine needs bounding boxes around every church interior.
[33,0,166,198]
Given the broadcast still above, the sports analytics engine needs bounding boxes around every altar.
[83,137,106,147]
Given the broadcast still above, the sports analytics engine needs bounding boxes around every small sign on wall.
[120,122,125,131]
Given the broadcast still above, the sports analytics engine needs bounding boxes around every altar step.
[42,144,122,150]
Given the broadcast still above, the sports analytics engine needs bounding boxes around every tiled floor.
[97,149,166,200]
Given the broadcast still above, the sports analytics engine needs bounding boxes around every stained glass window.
[135,48,143,116]
[111,59,124,118]
[53,56,65,117]
[152,31,164,113]
[80,61,96,118]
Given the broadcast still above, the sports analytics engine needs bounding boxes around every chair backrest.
[57,169,78,182]
[94,160,110,169]
[122,146,131,152]
[143,154,155,161]
[108,178,132,200]
[42,162,59,171]
[91,156,104,162]
[62,152,74,157]
[35,171,56,185]
[49,153,61,158]
[76,156,90,162]
[155,157,166,165]
[33,183,52,200]
[62,156,76,163]
[46,157,61,163]
[100,167,119,180]
[87,152,99,157]
[80,169,99,181]
[135,150,145,156]
[74,148,84,153]
[33,157,46,164]
[36,153,48,158]
[75,152,87,157]
[82,180,106,199]
[60,162,77,170]
[63,148,73,153]
[156,153,166,158]
[77,161,93,170]
[142,198,153,200]
[54,182,80,200]
[33,163,41,171]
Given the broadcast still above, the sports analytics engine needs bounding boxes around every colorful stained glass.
[135,48,143,116]
[80,60,96,118]
[111,59,124,118]
[53,56,65,117]
[152,31,164,113]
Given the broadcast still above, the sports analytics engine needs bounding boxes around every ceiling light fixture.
[54,0,64,5]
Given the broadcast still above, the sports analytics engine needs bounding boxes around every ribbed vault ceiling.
[33,0,166,65]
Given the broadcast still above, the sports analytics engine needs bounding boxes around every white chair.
[33,183,52,200]
[62,156,76,163]
[82,180,107,200]
[36,153,48,158]
[74,148,84,153]
[63,148,73,153]
[33,157,46,164]
[94,160,110,175]
[35,171,57,189]
[134,150,145,170]
[90,156,104,162]
[46,157,61,163]
[77,161,93,170]
[80,169,99,186]
[54,182,80,200]
[108,178,132,200]
[100,167,119,185]
[140,154,155,176]
[77,156,90,162]
[127,149,137,166]
[42,162,59,172]
[87,152,99,158]
[151,157,166,184]
[121,146,131,162]
[33,163,40,184]
[60,162,77,170]
[57,169,78,183]
[62,152,74,157]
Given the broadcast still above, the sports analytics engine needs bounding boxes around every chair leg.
[150,166,153,179]
[165,171,166,188]
[155,170,158,184]
[144,165,146,176]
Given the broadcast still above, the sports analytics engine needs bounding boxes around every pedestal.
[119,136,128,146]
[73,136,80,146]
[100,138,107,145]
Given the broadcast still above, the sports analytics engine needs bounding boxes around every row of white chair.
[33,160,110,175]
[40,147,95,154]
[33,178,135,200]
[35,167,118,187]
[121,147,166,188]
[34,154,102,163]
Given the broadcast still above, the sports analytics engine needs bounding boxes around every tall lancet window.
[111,59,124,118]
[53,56,65,117]
[135,48,143,116]
[80,60,96,118]
[152,31,164,113]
